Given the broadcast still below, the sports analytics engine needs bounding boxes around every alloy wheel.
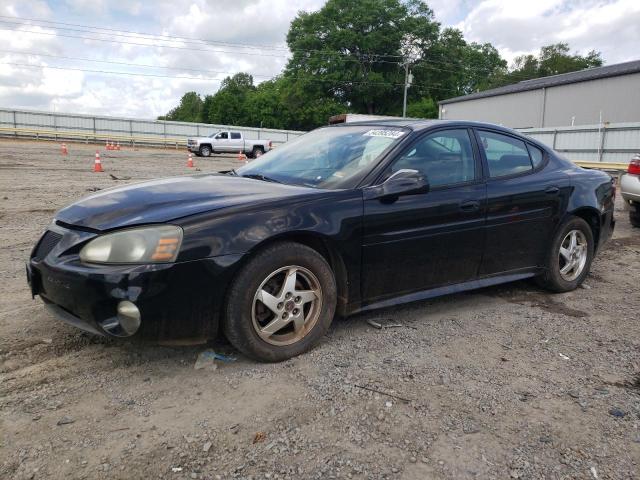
[558,229,588,281]
[251,265,322,346]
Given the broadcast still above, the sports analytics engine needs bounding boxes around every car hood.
[55,174,321,231]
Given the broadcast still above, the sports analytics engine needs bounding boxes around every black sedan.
[27,120,615,361]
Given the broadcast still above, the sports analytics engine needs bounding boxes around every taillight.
[629,157,640,175]
[269,141,273,148]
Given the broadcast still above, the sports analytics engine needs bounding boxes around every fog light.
[117,301,141,335]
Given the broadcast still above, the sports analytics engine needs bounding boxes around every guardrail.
[0,126,189,148]
[572,161,628,172]
[0,125,631,171]
[0,126,290,149]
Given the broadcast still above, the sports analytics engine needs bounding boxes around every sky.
[0,0,638,119]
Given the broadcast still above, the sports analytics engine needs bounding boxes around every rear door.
[475,129,569,274]
[228,132,244,152]
[361,128,487,302]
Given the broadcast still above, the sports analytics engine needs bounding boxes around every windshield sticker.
[363,129,405,139]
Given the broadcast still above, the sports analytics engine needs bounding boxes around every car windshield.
[235,125,408,189]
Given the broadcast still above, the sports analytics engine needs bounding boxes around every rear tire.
[251,146,264,159]
[223,242,336,362]
[630,202,640,228]
[536,216,594,293]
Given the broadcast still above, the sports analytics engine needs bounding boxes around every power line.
[0,61,450,90]
[0,17,544,81]
[0,19,408,64]
[2,60,483,96]
[0,23,293,59]
[0,16,515,72]
[0,15,293,52]
[0,49,276,79]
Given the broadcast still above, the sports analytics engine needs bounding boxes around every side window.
[527,144,544,168]
[216,132,228,140]
[230,132,241,139]
[478,131,533,178]
[389,129,476,188]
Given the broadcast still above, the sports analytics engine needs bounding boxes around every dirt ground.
[1,139,639,480]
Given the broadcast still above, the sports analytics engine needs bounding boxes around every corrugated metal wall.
[440,90,543,129]
[439,72,640,129]
[0,108,305,146]
[519,122,640,163]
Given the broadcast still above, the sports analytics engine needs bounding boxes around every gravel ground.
[1,139,639,480]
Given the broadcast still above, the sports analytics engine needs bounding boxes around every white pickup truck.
[187,131,273,159]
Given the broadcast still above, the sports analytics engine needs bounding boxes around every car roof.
[327,119,552,153]
[330,119,521,135]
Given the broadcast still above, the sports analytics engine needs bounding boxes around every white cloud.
[458,0,640,65]
[0,0,639,118]
[0,0,52,17]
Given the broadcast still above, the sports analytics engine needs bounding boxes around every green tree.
[158,91,203,122]
[410,28,506,103]
[491,43,603,87]
[285,0,440,115]
[406,96,437,118]
[203,73,256,125]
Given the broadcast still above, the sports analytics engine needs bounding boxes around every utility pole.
[402,61,413,117]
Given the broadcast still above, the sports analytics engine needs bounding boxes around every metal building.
[438,60,640,129]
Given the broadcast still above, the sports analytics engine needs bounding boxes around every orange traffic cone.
[237,150,245,162]
[94,151,103,172]
[61,143,68,155]
[187,152,194,168]
[116,142,121,151]
[105,140,111,151]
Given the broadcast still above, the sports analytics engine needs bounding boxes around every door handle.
[545,186,560,195]
[459,200,480,212]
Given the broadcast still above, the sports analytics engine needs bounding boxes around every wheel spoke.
[559,246,572,262]
[296,289,318,305]
[256,289,280,315]
[292,313,305,333]
[251,264,323,346]
[560,260,574,275]
[280,268,298,296]
[568,231,577,251]
[261,316,289,336]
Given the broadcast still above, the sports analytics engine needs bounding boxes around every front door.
[214,131,230,151]
[361,128,487,303]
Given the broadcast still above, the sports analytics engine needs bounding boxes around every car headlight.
[80,225,183,264]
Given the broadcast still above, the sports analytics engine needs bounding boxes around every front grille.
[32,230,63,261]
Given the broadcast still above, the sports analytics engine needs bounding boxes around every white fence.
[0,107,305,147]
[519,122,640,164]
[1,107,638,165]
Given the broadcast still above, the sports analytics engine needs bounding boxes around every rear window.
[230,132,241,139]
[478,131,533,178]
[527,144,544,168]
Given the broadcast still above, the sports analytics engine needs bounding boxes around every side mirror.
[365,169,430,201]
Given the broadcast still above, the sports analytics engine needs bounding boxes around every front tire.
[199,145,212,157]
[223,242,337,362]
[536,216,594,292]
